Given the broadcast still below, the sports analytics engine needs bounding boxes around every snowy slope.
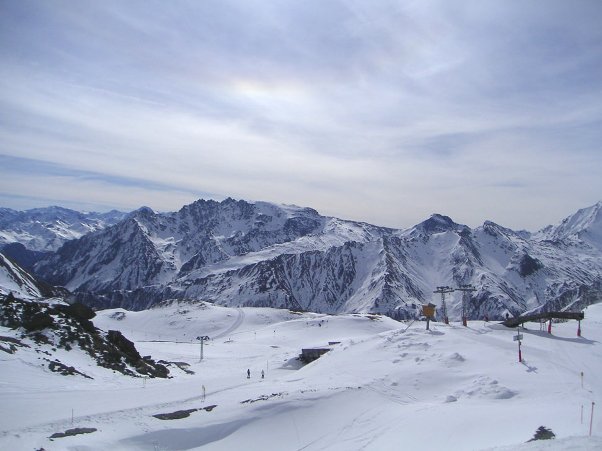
[1,300,601,450]
[0,253,47,298]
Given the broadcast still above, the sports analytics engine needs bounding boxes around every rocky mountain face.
[33,198,387,294]
[4,198,602,320]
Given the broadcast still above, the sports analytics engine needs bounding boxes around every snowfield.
[1,301,601,450]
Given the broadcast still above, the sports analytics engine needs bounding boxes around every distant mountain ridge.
[0,206,126,252]
[535,201,602,246]
[2,199,602,319]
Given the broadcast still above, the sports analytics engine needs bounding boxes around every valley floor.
[1,302,601,450]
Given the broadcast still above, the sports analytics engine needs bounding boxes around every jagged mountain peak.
[536,201,602,246]
[180,198,320,219]
[407,213,469,236]
[480,220,530,240]
[134,205,156,214]
[127,206,156,219]
[182,197,251,211]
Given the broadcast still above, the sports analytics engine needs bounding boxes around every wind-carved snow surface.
[1,300,601,450]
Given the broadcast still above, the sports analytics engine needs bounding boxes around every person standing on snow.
[261,370,265,379]
[247,369,250,379]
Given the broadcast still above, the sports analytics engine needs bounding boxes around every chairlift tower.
[456,284,476,326]
[196,335,210,361]
[433,286,454,324]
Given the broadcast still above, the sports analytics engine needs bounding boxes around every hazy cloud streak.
[1,0,601,229]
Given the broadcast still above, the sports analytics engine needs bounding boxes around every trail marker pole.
[581,371,584,389]
[590,401,595,436]
[514,330,523,362]
[548,319,552,334]
[581,404,584,424]
[578,320,581,337]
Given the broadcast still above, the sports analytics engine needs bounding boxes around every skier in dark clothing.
[247,369,250,379]
[261,370,265,379]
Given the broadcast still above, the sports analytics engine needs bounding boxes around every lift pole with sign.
[433,286,454,324]
[456,284,476,326]
[196,335,210,362]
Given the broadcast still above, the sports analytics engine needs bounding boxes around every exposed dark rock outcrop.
[0,294,169,378]
[49,427,97,439]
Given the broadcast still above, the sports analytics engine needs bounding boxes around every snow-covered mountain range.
[2,199,602,319]
[0,206,126,252]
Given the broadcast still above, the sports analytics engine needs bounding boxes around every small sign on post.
[513,334,523,341]
[422,303,436,331]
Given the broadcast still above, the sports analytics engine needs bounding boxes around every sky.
[1,0,601,231]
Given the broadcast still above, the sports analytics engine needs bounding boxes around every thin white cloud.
[1,0,601,230]
[0,173,201,213]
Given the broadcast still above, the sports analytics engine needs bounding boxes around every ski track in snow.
[212,307,245,340]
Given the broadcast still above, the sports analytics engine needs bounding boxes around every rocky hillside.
[0,293,168,379]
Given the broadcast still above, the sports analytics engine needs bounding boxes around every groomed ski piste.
[1,301,601,450]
